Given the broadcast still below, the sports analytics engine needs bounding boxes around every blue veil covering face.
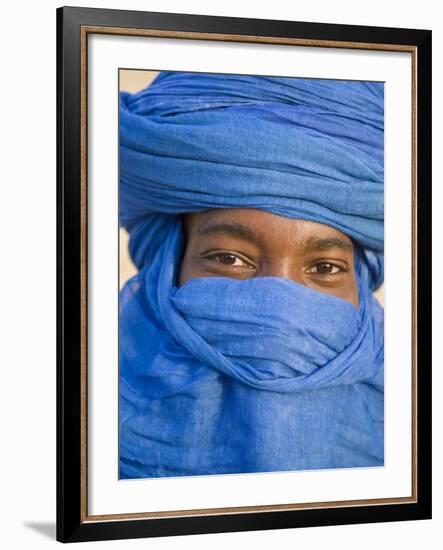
[119,72,384,479]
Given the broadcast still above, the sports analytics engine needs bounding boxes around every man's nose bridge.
[261,258,302,283]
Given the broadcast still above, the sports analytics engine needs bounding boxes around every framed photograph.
[56,6,432,543]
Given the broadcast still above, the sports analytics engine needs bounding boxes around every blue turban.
[119,72,384,479]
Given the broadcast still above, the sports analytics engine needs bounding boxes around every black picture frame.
[57,5,432,543]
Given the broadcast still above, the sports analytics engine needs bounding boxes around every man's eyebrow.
[303,236,354,253]
[195,222,353,252]
[196,222,264,245]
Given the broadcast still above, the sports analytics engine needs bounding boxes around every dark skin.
[178,208,359,307]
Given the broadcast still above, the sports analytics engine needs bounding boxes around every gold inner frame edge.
[79,25,418,523]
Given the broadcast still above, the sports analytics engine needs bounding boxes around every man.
[119,72,384,479]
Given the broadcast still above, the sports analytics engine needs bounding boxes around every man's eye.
[207,253,254,269]
[307,262,343,275]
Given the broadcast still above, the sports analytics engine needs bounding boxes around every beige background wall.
[119,69,384,306]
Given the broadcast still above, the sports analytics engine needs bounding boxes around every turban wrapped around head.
[119,72,385,479]
[120,72,384,289]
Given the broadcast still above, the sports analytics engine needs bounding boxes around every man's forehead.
[183,208,354,250]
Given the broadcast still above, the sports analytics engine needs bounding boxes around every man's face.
[178,208,359,306]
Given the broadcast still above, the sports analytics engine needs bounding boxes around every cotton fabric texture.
[119,72,384,479]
